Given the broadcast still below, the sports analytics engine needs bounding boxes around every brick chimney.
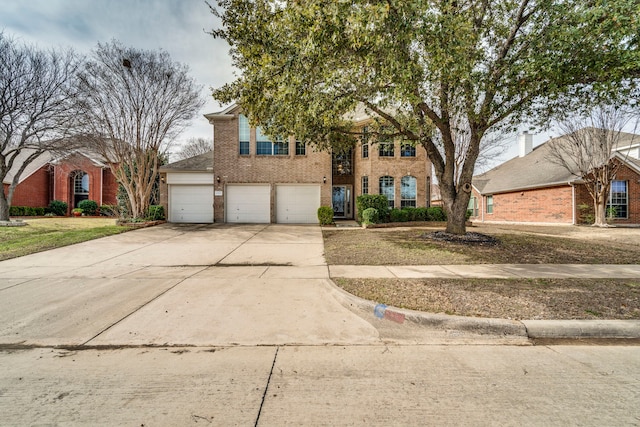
[518,131,533,157]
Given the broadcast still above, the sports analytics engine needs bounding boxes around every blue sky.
[0,0,552,167]
[0,0,234,155]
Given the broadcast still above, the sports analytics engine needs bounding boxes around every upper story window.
[256,126,288,155]
[379,141,394,157]
[400,176,417,207]
[362,127,369,158]
[239,114,250,155]
[295,141,306,156]
[332,149,353,175]
[401,144,416,157]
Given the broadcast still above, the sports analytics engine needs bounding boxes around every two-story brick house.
[182,103,432,224]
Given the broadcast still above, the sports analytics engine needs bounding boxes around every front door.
[332,185,352,218]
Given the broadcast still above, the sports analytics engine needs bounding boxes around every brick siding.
[5,166,51,207]
[210,108,432,222]
[470,162,640,225]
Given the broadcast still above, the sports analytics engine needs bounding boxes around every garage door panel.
[170,185,214,223]
[276,185,320,224]
[226,185,270,223]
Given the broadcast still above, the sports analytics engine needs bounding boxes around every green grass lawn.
[0,217,129,261]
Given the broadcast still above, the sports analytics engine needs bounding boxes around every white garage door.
[276,185,321,224]
[226,185,271,223]
[169,185,214,223]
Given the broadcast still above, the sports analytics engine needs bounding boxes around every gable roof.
[2,149,53,185]
[160,151,214,172]
[473,130,640,195]
[472,140,576,194]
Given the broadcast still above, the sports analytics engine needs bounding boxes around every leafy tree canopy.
[210,0,639,234]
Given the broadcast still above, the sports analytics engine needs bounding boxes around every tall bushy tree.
[210,0,639,234]
[0,33,80,221]
[76,41,204,219]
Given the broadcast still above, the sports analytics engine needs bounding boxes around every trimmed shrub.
[426,206,446,221]
[47,200,68,216]
[362,207,379,224]
[356,195,389,223]
[389,208,409,222]
[317,206,334,225]
[9,206,45,216]
[77,199,99,216]
[147,205,165,221]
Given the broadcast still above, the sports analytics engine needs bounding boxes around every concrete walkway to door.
[0,224,385,347]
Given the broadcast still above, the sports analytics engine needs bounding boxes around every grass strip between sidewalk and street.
[0,218,129,261]
[334,277,640,320]
[324,225,640,320]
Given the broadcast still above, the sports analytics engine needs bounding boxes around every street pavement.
[1,223,639,425]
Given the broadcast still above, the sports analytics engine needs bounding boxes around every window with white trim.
[239,114,250,155]
[401,144,416,157]
[379,176,395,208]
[256,127,288,155]
[400,176,417,207]
[486,195,493,214]
[362,176,369,195]
[607,180,628,218]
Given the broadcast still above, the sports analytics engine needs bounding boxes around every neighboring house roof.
[160,151,214,172]
[472,141,576,195]
[2,144,112,186]
[473,130,640,195]
[2,149,53,185]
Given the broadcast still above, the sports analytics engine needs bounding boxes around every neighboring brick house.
[3,148,118,215]
[470,131,640,225]
[197,103,432,224]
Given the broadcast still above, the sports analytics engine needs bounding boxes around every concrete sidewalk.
[329,263,640,279]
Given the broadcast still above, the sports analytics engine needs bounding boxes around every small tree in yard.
[210,0,639,234]
[0,33,81,221]
[75,41,204,219]
[175,137,212,161]
[547,106,638,227]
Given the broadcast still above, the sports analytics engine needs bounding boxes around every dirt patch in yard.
[323,225,640,265]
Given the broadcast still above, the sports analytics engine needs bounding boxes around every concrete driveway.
[0,224,379,347]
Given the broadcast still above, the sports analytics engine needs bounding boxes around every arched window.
[72,170,89,207]
[379,176,394,208]
[401,176,417,207]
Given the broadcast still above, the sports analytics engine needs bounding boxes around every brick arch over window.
[71,170,89,208]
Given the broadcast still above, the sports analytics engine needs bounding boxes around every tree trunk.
[593,199,607,227]
[0,190,11,221]
[444,189,471,235]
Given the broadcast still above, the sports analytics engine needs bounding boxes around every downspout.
[100,168,104,205]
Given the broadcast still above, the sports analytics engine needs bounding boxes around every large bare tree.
[547,106,638,226]
[174,137,212,161]
[0,33,80,221]
[75,41,204,218]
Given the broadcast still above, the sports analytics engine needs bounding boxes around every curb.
[523,319,640,340]
[325,279,640,341]
[325,279,528,338]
